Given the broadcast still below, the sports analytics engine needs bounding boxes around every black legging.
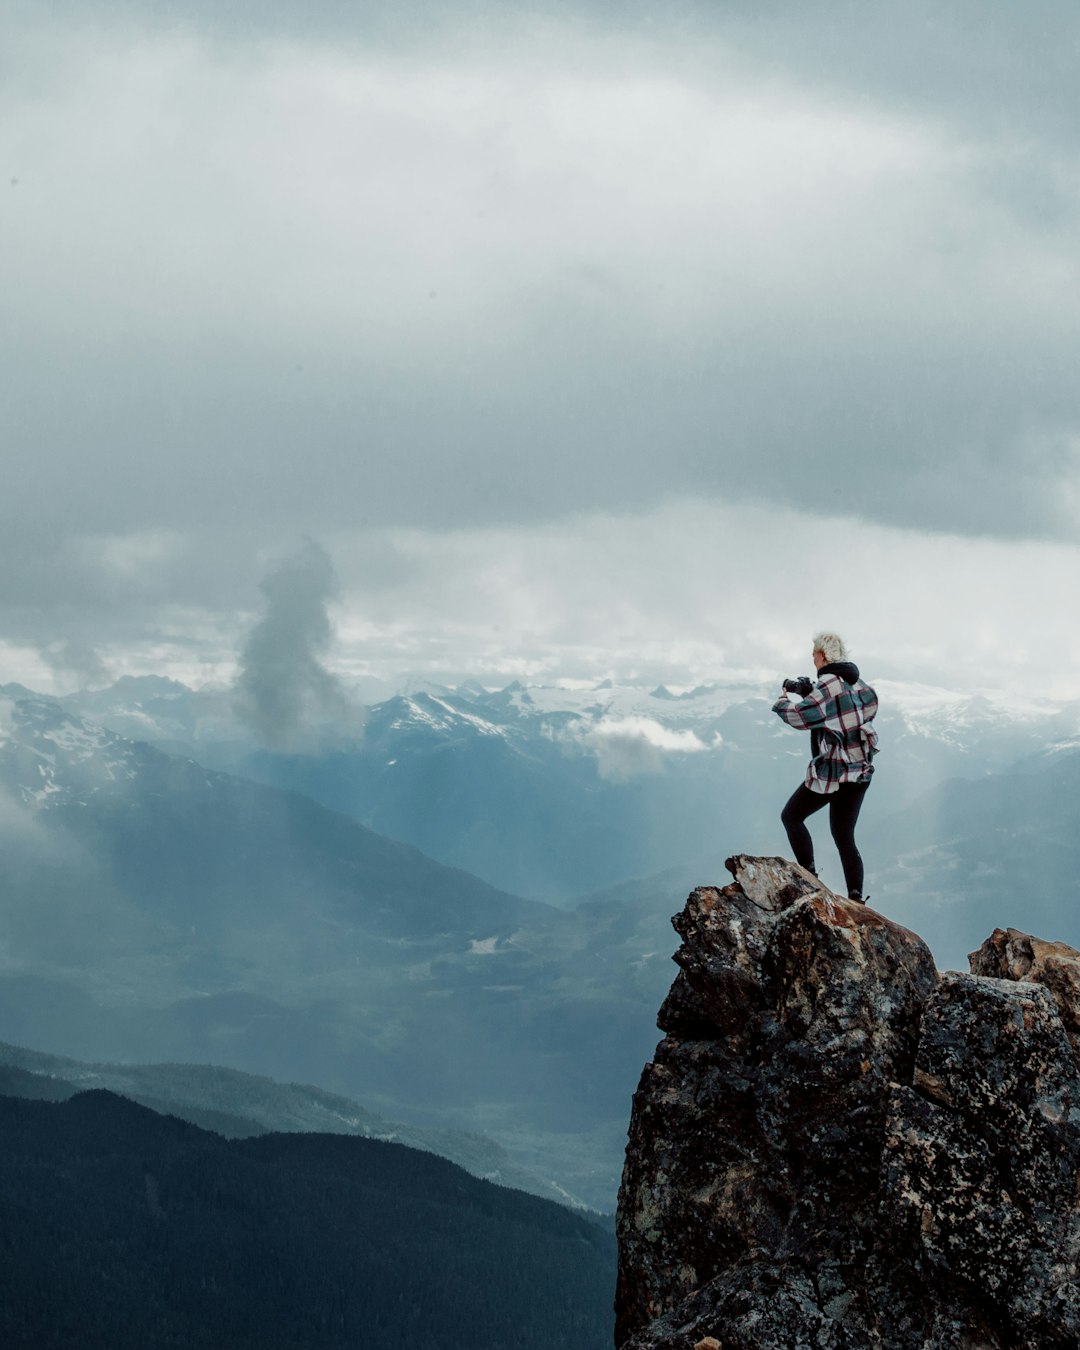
[781,781,869,897]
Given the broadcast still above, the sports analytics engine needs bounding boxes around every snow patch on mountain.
[876,680,1080,755]
[387,694,505,739]
[39,719,111,760]
[425,695,505,738]
[1040,737,1080,758]
[0,697,148,810]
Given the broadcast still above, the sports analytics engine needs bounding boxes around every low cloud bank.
[570,715,715,781]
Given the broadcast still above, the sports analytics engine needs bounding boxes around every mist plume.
[42,639,110,691]
[234,541,356,750]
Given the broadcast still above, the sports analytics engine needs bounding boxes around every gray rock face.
[615,857,1080,1350]
[970,926,1080,1059]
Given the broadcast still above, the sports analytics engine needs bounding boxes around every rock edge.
[615,855,1080,1350]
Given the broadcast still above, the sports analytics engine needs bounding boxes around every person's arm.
[772,680,831,730]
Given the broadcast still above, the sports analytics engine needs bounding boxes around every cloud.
[4,497,1080,705]
[39,639,111,691]
[3,3,1080,691]
[233,541,358,749]
[322,496,1080,700]
[2,9,1080,559]
[565,714,711,781]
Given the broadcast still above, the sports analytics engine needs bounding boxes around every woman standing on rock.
[773,632,878,902]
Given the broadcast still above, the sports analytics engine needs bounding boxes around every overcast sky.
[4,1,1080,696]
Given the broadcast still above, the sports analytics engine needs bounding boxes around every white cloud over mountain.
[569,715,712,781]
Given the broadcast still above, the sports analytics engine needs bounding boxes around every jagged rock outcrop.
[970,926,1080,1059]
[615,857,1080,1350]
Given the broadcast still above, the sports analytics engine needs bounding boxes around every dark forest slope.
[0,1091,615,1350]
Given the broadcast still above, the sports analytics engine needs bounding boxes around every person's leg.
[829,782,870,897]
[781,784,829,874]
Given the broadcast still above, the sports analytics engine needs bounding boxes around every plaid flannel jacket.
[772,671,879,794]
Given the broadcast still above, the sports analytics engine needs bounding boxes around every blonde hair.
[812,631,848,663]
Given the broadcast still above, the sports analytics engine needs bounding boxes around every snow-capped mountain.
[42,672,1080,903]
[1,694,150,808]
[53,668,1077,753]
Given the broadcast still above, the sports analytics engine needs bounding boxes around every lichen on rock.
[615,856,1080,1350]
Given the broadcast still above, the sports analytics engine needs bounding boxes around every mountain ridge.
[0,1088,616,1350]
[0,1036,567,1202]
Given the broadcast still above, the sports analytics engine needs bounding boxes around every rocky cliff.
[615,856,1080,1350]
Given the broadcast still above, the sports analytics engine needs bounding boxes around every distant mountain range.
[54,673,1080,902]
[4,674,1080,1208]
[0,1090,616,1350]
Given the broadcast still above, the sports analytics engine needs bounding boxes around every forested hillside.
[0,1091,616,1350]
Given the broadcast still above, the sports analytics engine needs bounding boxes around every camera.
[783,676,814,698]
